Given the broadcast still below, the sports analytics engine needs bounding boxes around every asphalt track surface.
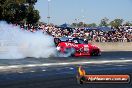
[0,51,132,88]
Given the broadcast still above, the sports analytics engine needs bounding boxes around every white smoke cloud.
[0,21,56,59]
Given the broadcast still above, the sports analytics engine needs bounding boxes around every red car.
[54,37,101,57]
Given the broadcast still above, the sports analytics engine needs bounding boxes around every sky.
[35,0,132,25]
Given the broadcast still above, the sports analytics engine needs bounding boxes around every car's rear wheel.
[64,48,76,57]
[57,48,76,57]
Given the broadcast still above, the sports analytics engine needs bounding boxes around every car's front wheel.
[90,49,101,56]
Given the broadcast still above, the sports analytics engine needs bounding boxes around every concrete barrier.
[92,42,132,51]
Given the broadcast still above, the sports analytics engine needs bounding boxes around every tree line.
[71,17,132,28]
[0,0,40,24]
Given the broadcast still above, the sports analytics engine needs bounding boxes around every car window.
[73,40,78,44]
[60,37,69,41]
[78,39,87,44]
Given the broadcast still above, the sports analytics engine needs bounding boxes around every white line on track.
[0,59,132,70]
[115,65,125,67]
[30,71,35,73]
[120,58,125,60]
[18,72,24,74]
[42,70,46,72]
[69,67,74,70]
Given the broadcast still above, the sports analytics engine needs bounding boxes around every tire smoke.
[0,21,56,59]
[57,48,76,57]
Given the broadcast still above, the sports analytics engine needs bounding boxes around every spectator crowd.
[16,23,132,42]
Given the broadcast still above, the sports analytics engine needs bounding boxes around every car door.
[77,39,89,53]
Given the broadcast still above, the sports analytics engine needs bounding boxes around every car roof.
[60,37,81,41]
[59,37,69,41]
